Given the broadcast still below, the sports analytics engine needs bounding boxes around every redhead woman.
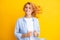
[14,2,40,40]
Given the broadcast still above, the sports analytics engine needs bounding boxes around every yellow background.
[0,0,60,40]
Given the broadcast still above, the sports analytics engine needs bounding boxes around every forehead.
[25,4,32,7]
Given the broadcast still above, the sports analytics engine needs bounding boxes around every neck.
[25,15,33,18]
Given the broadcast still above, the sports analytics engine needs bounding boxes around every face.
[24,4,33,16]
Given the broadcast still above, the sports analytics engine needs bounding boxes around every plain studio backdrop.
[0,0,60,40]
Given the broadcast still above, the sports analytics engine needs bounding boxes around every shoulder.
[16,17,24,22]
[33,17,38,21]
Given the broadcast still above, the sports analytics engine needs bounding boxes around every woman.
[14,2,40,40]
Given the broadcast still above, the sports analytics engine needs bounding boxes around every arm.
[36,19,40,36]
[14,20,22,39]
[34,19,40,37]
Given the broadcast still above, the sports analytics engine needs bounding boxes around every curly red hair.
[23,2,40,17]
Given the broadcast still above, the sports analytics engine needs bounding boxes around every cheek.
[24,8,27,12]
[30,9,33,13]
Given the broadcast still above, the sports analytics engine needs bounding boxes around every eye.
[25,7,28,8]
[29,7,31,9]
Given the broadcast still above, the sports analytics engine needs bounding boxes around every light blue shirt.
[14,17,40,40]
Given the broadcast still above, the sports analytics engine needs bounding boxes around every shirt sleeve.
[14,19,22,39]
[36,19,40,36]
